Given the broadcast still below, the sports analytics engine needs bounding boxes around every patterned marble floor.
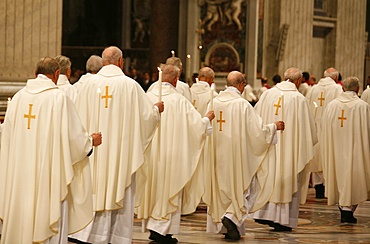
[133,188,370,243]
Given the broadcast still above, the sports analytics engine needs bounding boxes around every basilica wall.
[0,0,368,119]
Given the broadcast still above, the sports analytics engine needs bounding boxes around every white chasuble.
[75,64,159,212]
[305,77,342,173]
[361,88,370,105]
[321,92,370,207]
[251,81,317,220]
[0,75,93,243]
[57,74,78,103]
[135,83,208,221]
[190,81,218,116]
[203,89,276,225]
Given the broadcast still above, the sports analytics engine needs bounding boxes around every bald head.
[343,77,359,92]
[102,46,123,67]
[324,67,339,81]
[198,67,215,86]
[227,71,245,86]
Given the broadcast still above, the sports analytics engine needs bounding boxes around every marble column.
[149,0,179,76]
[335,0,366,89]
[0,0,62,118]
[245,0,259,88]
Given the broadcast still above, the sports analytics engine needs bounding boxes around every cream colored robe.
[57,74,78,103]
[135,83,208,220]
[251,81,317,213]
[321,92,370,207]
[0,75,93,243]
[73,73,93,94]
[361,88,370,105]
[203,88,276,225]
[241,84,256,103]
[305,77,342,173]
[190,81,218,116]
[148,80,192,102]
[75,64,159,212]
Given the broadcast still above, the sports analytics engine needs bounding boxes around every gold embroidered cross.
[338,109,347,127]
[24,104,36,129]
[102,86,112,108]
[193,100,197,109]
[318,92,325,106]
[274,97,282,115]
[217,111,226,131]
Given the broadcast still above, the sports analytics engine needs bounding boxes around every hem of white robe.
[146,190,182,236]
[69,175,135,244]
[312,172,325,186]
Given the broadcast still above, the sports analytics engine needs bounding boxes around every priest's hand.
[155,101,164,113]
[275,121,285,131]
[91,132,102,146]
[206,110,215,121]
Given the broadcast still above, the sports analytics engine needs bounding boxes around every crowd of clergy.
[0,45,369,244]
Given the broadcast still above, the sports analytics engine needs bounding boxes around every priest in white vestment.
[321,77,370,224]
[298,72,311,96]
[190,67,217,116]
[74,55,103,93]
[183,67,218,217]
[203,71,284,240]
[305,68,342,198]
[71,46,164,244]
[250,67,317,231]
[0,57,102,244]
[147,57,192,102]
[55,55,78,103]
[135,64,214,243]
[361,86,370,104]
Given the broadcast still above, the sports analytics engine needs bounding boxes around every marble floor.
[132,188,370,243]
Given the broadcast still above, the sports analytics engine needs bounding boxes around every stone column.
[335,0,366,88]
[245,0,259,88]
[0,0,62,117]
[149,0,179,75]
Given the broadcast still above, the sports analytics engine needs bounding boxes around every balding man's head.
[324,67,339,81]
[284,67,302,88]
[226,71,245,87]
[102,46,123,68]
[198,67,215,86]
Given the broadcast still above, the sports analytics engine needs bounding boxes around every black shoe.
[340,210,357,224]
[273,223,292,232]
[254,219,275,227]
[314,184,325,198]
[222,217,241,240]
[149,230,178,243]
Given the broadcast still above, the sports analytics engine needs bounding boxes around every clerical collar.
[37,74,49,80]
[225,86,241,95]
[163,82,176,89]
[198,80,209,86]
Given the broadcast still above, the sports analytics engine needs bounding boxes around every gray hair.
[284,67,302,81]
[86,55,103,73]
[324,67,339,81]
[198,67,215,79]
[161,64,180,82]
[54,55,71,75]
[102,46,122,65]
[226,71,245,87]
[343,77,359,92]
[165,57,183,69]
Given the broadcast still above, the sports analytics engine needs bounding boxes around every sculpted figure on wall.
[199,0,244,31]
